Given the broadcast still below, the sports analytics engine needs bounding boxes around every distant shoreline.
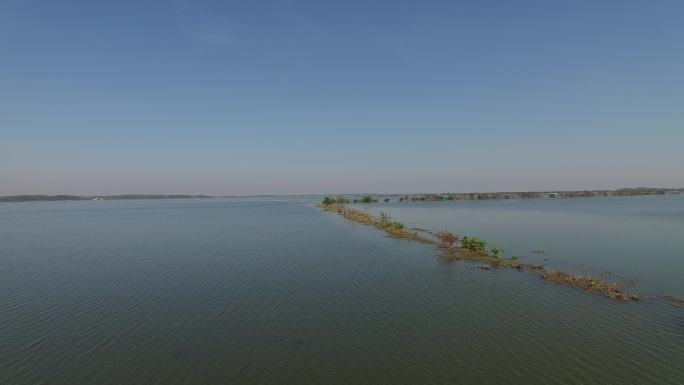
[326,187,684,204]
[0,194,212,203]
[1,187,682,203]
[379,187,684,202]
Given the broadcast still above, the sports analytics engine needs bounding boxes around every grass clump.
[489,245,504,257]
[461,236,487,253]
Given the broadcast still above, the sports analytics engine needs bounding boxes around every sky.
[1,0,683,195]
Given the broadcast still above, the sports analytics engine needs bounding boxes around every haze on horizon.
[2,0,683,196]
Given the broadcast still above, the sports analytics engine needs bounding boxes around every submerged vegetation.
[436,231,459,252]
[318,197,640,302]
[663,294,684,308]
[317,201,432,243]
[540,271,639,301]
[439,232,531,270]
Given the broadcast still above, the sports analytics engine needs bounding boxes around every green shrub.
[360,195,376,203]
[490,245,504,257]
[461,236,487,252]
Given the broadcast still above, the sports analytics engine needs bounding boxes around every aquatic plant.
[490,245,504,257]
[461,236,487,253]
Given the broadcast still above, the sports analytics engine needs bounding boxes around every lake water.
[1,198,683,384]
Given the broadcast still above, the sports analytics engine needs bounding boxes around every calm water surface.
[1,198,683,384]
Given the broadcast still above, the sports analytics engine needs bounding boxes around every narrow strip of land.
[318,201,639,302]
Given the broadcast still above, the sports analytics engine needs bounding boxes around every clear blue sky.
[2,0,683,195]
